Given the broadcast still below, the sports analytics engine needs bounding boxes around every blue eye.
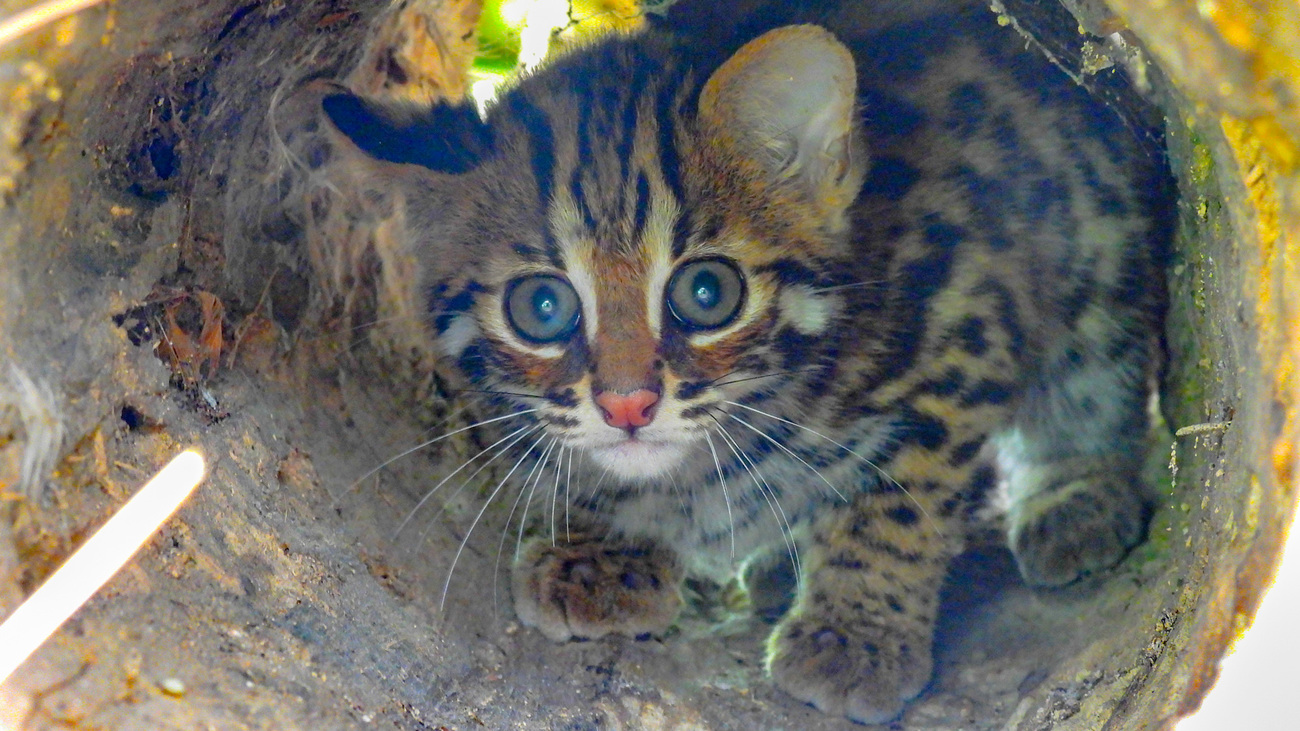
[667,258,745,331]
[505,275,581,343]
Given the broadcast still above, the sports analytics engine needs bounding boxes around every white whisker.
[710,417,801,583]
[703,431,737,565]
[727,413,847,502]
[724,400,943,537]
[548,445,568,547]
[441,431,549,612]
[347,409,538,505]
[665,469,689,518]
[299,312,430,345]
[493,436,558,616]
[809,279,886,294]
[412,425,549,553]
[514,437,560,561]
[564,445,575,542]
[327,402,472,507]
[395,423,539,538]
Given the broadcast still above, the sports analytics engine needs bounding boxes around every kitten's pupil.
[692,270,721,310]
[533,285,558,321]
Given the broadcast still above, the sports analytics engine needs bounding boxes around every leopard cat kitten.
[321,0,1171,721]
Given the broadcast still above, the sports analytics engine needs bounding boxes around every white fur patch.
[588,438,691,481]
[778,286,835,334]
[437,314,480,357]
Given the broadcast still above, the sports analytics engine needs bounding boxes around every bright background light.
[500,0,571,70]
[1176,518,1299,730]
[471,0,643,109]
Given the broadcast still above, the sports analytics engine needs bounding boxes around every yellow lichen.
[1244,474,1263,536]
[1201,0,1260,54]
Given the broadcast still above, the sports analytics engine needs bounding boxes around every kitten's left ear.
[699,25,864,218]
[322,90,493,174]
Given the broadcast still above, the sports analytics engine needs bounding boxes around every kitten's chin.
[588,439,690,482]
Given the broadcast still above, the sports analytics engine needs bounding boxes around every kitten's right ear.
[699,25,864,218]
[322,91,493,174]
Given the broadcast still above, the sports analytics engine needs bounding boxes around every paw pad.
[513,538,683,641]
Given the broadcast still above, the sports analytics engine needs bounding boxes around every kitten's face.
[329,24,866,482]
[423,153,849,482]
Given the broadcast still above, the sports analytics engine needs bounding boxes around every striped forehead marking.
[539,85,690,344]
[643,178,683,338]
[549,194,601,342]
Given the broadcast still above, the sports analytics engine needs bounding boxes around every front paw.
[1009,474,1149,587]
[766,614,932,724]
[512,537,683,641]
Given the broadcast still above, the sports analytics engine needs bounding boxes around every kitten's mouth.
[587,436,691,481]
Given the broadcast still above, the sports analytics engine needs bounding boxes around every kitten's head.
[325,25,868,482]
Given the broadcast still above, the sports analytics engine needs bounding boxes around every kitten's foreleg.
[764,405,996,723]
[765,489,961,722]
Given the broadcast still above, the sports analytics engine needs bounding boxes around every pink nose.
[594,389,660,430]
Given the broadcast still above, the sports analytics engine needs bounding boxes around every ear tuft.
[699,25,863,208]
[322,92,493,174]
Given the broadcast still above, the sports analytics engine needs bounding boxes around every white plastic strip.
[0,450,205,684]
[0,0,106,49]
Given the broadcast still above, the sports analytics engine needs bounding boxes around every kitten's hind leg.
[512,534,684,641]
[1000,326,1156,587]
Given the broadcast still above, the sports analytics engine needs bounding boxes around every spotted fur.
[321,0,1170,721]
